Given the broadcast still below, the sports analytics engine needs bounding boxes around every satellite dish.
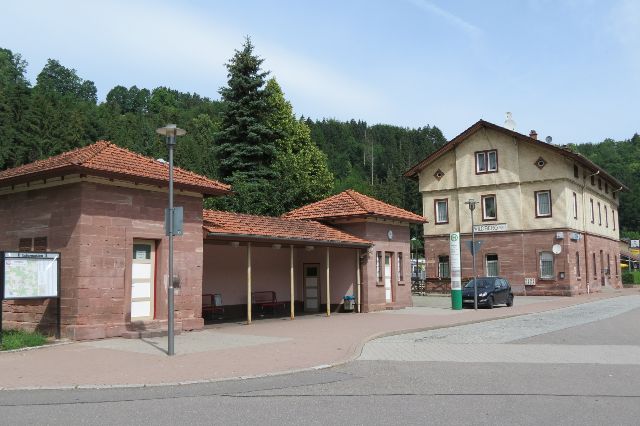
[545,136,553,144]
[552,244,562,255]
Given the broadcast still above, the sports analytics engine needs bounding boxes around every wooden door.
[304,264,320,312]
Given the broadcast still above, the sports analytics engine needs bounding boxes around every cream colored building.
[405,120,626,295]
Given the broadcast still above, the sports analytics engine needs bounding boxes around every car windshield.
[464,278,495,289]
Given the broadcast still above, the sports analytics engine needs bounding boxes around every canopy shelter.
[202,210,370,323]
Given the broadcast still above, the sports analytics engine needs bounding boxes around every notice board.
[2,252,60,299]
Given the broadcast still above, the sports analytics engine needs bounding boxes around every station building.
[405,119,626,296]
[0,141,423,339]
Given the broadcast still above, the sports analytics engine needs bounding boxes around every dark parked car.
[462,277,514,308]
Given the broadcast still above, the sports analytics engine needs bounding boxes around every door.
[385,253,393,302]
[131,240,156,320]
[304,265,320,312]
[600,251,605,286]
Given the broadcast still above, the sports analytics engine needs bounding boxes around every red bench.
[252,291,287,316]
[202,293,224,319]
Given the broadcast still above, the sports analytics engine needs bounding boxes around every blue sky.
[1,0,638,144]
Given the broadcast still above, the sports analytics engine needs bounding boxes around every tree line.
[0,42,637,237]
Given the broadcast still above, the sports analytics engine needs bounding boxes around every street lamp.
[156,124,186,356]
[464,199,478,311]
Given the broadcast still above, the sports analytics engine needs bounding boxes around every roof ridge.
[344,189,371,214]
[67,140,112,165]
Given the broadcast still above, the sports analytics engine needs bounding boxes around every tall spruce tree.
[0,48,31,168]
[216,38,276,182]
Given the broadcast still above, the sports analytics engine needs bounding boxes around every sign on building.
[631,240,640,248]
[473,223,508,233]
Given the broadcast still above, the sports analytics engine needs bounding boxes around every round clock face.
[387,230,393,240]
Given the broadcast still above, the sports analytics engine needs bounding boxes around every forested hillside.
[0,45,637,236]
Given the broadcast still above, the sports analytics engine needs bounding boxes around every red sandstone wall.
[425,230,622,296]
[0,181,205,340]
[0,184,82,334]
[336,222,412,312]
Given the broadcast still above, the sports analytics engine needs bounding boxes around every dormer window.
[476,150,498,174]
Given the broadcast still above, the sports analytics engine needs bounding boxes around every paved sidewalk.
[0,288,637,390]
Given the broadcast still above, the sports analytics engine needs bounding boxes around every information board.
[3,252,60,299]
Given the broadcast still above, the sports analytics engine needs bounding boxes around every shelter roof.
[282,189,426,224]
[0,141,231,196]
[203,210,371,247]
[403,119,627,191]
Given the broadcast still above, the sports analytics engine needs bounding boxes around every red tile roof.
[404,120,627,190]
[203,210,371,247]
[282,189,427,224]
[0,141,231,195]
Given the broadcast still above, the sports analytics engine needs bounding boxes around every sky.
[1,0,638,144]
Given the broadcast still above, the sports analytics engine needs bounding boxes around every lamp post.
[156,124,186,356]
[465,199,478,311]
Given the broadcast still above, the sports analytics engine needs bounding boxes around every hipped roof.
[0,141,231,196]
[283,189,427,224]
[203,210,371,247]
[404,120,627,191]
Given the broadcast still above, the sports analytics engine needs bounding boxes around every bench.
[252,291,287,316]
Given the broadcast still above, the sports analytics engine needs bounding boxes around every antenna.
[504,112,517,131]
[545,136,553,144]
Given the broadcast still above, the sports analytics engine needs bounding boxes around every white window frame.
[485,254,499,277]
[435,199,448,224]
[482,195,497,221]
[476,152,486,173]
[536,190,552,217]
[487,150,497,172]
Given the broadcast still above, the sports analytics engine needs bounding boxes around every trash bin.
[343,295,355,312]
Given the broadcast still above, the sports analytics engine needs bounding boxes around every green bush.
[1,329,47,351]
[622,271,640,285]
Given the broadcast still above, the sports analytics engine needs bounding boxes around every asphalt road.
[2,297,640,425]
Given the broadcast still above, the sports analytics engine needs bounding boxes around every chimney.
[529,130,538,140]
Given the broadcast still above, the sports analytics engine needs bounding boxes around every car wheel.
[487,296,494,309]
[506,295,514,307]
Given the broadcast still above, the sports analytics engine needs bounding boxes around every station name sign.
[473,223,508,233]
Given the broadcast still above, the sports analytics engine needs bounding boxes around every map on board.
[3,252,59,299]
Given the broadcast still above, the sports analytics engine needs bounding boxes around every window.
[605,206,608,228]
[486,254,499,277]
[535,191,552,217]
[540,252,554,279]
[18,237,47,252]
[615,255,619,276]
[613,210,616,230]
[376,251,383,281]
[607,254,611,275]
[572,192,578,219]
[573,165,579,178]
[598,178,602,190]
[19,238,32,251]
[398,253,404,282]
[605,182,608,194]
[590,199,594,223]
[576,252,581,277]
[475,150,497,174]
[591,175,595,186]
[438,255,450,278]
[593,253,597,277]
[597,202,601,225]
[435,199,448,224]
[482,194,497,221]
